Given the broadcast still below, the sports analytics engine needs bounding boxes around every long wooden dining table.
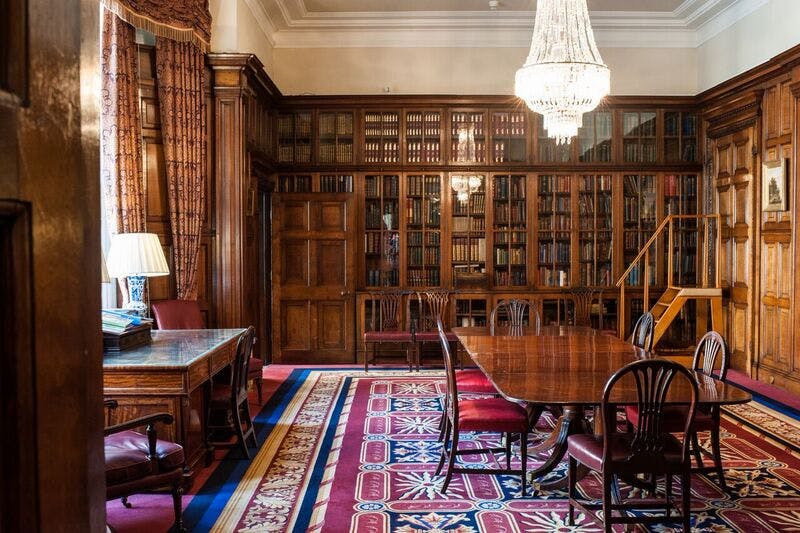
[452,325,752,488]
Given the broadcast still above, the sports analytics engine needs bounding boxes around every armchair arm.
[105,412,175,462]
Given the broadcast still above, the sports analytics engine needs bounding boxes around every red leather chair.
[567,359,698,532]
[435,320,530,495]
[104,400,187,532]
[151,299,205,329]
[363,291,415,372]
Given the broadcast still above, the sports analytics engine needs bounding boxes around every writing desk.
[453,325,751,487]
[104,329,245,472]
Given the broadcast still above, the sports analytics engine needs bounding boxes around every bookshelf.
[578,175,613,286]
[578,111,613,163]
[276,111,313,164]
[622,111,657,163]
[622,174,657,285]
[364,174,400,287]
[450,111,486,164]
[364,111,400,163]
[405,110,442,164]
[537,175,572,287]
[277,174,312,193]
[664,112,697,163]
[451,174,487,285]
[538,120,572,163]
[492,174,527,287]
[454,296,488,327]
[491,111,527,163]
[318,111,354,164]
[320,174,354,193]
[405,174,442,287]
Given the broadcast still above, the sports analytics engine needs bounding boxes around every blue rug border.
[183,368,312,531]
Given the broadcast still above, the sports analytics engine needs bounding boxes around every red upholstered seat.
[568,432,684,472]
[415,330,458,342]
[105,429,185,473]
[364,331,413,342]
[458,398,529,433]
[151,299,205,329]
[625,405,714,432]
[456,369,497,394]
[105,440,153,486]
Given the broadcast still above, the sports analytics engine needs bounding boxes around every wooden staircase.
[617,214,723,348]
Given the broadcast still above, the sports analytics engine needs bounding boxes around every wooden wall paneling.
[0,0,105,527]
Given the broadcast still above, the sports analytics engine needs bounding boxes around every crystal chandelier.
[515,0,610,144]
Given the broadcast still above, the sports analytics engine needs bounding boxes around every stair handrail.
[616,213,722,339]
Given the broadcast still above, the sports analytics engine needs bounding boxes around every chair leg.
[169,482,186,533]
[602,472,612,533]
[681,471,692,532]
[438,393,449,442]
[232,401,250,459]
[505,432,512,470]
[567,456,576,525]
[710,423,727,492]
[442,426,459,493]
[255,377,263,404]
[691,431,704,470]
[242,400,258,448]
[520,431,527,496]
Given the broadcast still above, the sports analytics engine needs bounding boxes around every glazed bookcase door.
[622,174,657,286]
[405,174,442,287]
[577,174,613,286]
[364,174,400,287]
[492,174,527,287]
[405,110,443,164]
[450,174,487,286]
[537,174,572,287]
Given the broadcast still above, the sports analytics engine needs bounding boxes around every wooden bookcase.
[269,96,704,361]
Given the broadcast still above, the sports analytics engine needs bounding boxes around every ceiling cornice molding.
[242,0,277,47]
[255,0,768,50]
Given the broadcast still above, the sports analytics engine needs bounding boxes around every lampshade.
[106,232,170,278]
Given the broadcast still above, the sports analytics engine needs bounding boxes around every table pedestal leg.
[527,405,590,490]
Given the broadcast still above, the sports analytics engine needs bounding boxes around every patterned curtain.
[101,0,211,52]
[155,38,207,300]
[100,9,146,304]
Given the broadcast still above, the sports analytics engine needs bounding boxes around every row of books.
[537,213,571,230]
[406,175,440,197]
[277,144,312,163]
[364,203,399,230]
[318,142,353,164]
[406,112,441,137]
[452,237,486,262]
[366,269,399,287]
[538,242,571,263]
[364,112,400,137]
[493,176,526,200]
[623,139,658,163]
[407,231,440,246]
[578,174,613,192]
[407,269,441,287]
[451,113,485,136]
[450,140,486,162]
[407,246,440,267]
[493,231,526,244]
[320,175,353,193]
[493,203,526,224]
[364,142,400,163]
[277,113,312,138]
[578,264,613,287]
[664,174,698,197]
[623,197,657,224]
[623,112,656,137]
[491,113,526,136]
[406,199,440,226]
[452,216,486,231]
[577,193,612,217]
[364,176,399,198]
[578,141,613,163]
[494,247,525,266]
[538,175,571,194]
[539,267,569,287]
[407,141,441,163]
[278,175,311,193]
[580,240,613,262]
[494,270,527,286]
[102,309,152,334]
[319,112,354,136]
[664,112,697,137]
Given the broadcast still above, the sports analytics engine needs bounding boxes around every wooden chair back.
[631,312,655,351]
[368,291,413,332]
[232,326,256,403]
[570,287,595,327]
[602,359,698,467]
[692,331,729,380]
[437,319,458,425]
[489,298,540,335]
[418,289,451,332]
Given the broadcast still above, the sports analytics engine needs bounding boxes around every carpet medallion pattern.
[187,370,800,532]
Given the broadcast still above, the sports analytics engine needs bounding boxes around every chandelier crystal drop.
[515,0,610,144]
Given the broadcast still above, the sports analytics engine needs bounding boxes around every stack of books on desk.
[102,310,153,352]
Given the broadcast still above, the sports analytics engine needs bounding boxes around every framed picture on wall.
[762,159,788,212]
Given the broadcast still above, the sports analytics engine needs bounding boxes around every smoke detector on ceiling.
[488,0,499,10]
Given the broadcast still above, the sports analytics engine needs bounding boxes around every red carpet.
[108,366,800,532]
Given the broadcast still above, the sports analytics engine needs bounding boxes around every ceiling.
[250,0,769,48]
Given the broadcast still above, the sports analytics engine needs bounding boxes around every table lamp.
[106,232,170,315]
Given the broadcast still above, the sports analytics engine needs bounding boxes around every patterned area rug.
[184,369,800,532]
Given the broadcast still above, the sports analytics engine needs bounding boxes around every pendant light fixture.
[515,0,610,144]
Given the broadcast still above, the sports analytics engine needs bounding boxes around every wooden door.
[272,193,356,362]
[713,127,757,372]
